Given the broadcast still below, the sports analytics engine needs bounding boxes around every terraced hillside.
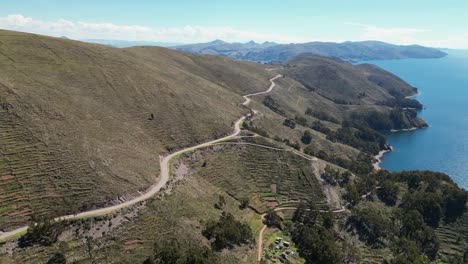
[0,29,274,229]
[436,212,468,261]
[180,141,328,212]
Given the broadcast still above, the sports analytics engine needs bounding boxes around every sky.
[0,0,467,48]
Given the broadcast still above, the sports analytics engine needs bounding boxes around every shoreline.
[373,147,392,171]
[405,91,421,99]
[390,127,418,132]
[375,124,427,170]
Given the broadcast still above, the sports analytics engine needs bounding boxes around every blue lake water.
[364,50,468,189]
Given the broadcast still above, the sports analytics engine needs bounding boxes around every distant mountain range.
[173,40,447,62]
[82,39,183,48]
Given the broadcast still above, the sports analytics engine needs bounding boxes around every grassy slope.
[284,56,397,105]
[0,29,273,229]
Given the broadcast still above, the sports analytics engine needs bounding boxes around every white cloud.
[0,14,308,43]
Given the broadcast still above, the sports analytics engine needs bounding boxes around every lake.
[365,50,468,189]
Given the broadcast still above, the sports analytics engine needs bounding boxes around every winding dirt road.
[0,74,282,243]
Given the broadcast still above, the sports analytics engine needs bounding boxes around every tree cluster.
[346,170,467,263]
[202,212,253,251]
[290,203,342,264]
[378,97,423,110]
[263,95,285,115]
[321,165,351,187]
[18,220,63,248]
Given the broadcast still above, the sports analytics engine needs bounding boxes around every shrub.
[264,210,282,229]
[295,115,308,126]
[18,220,63,248]
[301,130,312,144]
[283,118,296,129]
[239,197,250,209]
[214,194,226,210]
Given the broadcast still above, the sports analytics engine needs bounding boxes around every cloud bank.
[0,14,308,43]
[1,14,466,48]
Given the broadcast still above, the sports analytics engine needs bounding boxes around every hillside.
[174,40,447,63]
[0,29,273,229]
[279,55,426,128]
[0,30,464,264]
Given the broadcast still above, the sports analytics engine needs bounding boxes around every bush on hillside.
[310,120,331,134]
[283,118,296,129]
[264,210,282,229]
[301,130,312,144]
[18,220,63,248]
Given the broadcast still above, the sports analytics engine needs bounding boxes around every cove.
[363,50,468,189]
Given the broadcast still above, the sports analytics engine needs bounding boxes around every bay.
[364,50,468,189]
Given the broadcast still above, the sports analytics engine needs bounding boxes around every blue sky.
[1,0,467,47]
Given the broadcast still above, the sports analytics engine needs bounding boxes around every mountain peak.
[209,39,227,45]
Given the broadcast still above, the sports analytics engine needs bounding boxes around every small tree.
[301,130,312,144]
[264,210,282,229]
[344,183,360,206]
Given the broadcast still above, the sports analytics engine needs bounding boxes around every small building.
[283,241,290,247]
